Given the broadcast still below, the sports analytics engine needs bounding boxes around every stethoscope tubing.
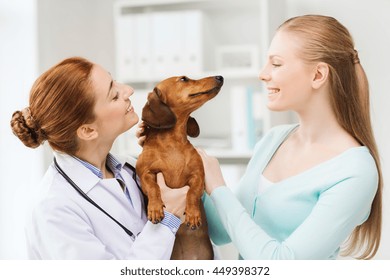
[53,157,136,240]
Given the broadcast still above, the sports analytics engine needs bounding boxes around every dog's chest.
[161,142,194,167]
[145,140,201,188]
[162,150,196,188]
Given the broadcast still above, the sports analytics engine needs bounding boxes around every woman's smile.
[125,102,134,114]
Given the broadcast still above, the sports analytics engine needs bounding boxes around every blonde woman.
[199,15,382,259]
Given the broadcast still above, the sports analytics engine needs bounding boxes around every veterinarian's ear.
[312,62,329,89]
[187,116,200,138]
[142,88,176,129]
[76,123,98,141]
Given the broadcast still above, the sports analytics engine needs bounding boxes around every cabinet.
[112,0,293,165]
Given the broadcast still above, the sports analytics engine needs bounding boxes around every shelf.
[120,69,260,87]
[114,0,269,83]
[115,0,210,8]
[205,148,252,165]
[112,0,291,166]
[115,0,260,10]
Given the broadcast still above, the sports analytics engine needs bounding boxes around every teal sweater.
[204,124,378,259]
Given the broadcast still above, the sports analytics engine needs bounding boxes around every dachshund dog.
[136,75,223,259]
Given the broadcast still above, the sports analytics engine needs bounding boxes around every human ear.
[76,124,98,141]
[312,62,329,89]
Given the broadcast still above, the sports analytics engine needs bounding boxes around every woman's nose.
[123,85,134,99]
[259,67,270,82]
[259,72,271,82]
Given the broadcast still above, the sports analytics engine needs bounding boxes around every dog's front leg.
[140,171,165,223]
[184,175,204,229]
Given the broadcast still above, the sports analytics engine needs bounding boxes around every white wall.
[285,0,390,260]
[0,0,44,259]
[37,0,115,74]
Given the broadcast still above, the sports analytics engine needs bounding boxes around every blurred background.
[1,0,389,259]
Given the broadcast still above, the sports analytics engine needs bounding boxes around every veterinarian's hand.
[157,173,189,223]
[196,148,226,195]
[136,122,146,147]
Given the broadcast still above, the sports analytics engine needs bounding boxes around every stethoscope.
[53,157,146,241]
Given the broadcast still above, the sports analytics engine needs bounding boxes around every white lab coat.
[26,151,176,259]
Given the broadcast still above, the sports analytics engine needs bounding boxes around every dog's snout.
[215,76,224,83]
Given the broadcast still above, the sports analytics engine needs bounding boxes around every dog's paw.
[147,200,165,224]
[184,208,202,230]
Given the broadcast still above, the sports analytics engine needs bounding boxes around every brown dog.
[136,75,223,259]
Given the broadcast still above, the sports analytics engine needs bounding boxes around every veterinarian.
[10,57,189,259]
[198,15,382,259]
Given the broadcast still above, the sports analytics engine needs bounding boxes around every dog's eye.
[180,76,189,82]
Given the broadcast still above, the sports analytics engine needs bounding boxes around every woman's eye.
[272,64,281,67]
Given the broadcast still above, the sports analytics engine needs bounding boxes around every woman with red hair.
[11,57,187,259]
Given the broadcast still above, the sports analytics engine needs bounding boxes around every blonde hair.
[279,15,382,259]
[10,57,95,154]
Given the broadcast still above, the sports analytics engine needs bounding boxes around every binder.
[230,86,249,152]
[230,87,269,151]
[252,91,268,143]
[151,11,182,77]
[181,10,203,75]
[133,13,152,80]
[246,87,256,149]
[116,10,203,81]
[115,15,135,82]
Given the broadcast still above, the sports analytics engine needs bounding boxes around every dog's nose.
[215,76,224,83]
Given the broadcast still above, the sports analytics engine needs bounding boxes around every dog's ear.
[187,116,200,138]
[142,88,176,129]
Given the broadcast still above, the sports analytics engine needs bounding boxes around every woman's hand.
[157,173,189,222]
[135,122,146,147]
[196,148,226,195]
